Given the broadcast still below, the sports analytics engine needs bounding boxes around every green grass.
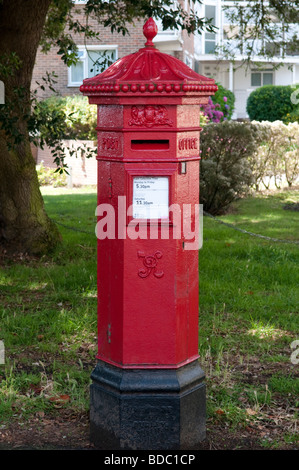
[197,189,299,447]
[0,186,298,449]
[0,187,98,421]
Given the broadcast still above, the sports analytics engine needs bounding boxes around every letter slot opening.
[131,140,169,150]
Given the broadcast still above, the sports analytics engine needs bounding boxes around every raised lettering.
[101,137,119,151]
[178,138,198,151]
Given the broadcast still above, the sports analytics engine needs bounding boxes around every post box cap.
[80,18,217,97]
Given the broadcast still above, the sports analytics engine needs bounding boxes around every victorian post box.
[80,18,217,450]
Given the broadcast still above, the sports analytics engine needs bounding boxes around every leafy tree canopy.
[218,0,299,67]
[40,0,215,66]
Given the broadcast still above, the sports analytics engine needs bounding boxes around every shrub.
[246,121,272,190]
[283,106,299,124]
[199,111,209,127]
[201,97,224,123]
[212,83,235,120]
[200,121,256,214]
[31,95,97,170]
[249,120,299,189]
[246,85,299,123]
[37,163,67,187]
[37,95,97,140]
[63,95,97,140]
[201,83,235,123]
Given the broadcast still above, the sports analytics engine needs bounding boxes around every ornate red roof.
[80,18,217,96]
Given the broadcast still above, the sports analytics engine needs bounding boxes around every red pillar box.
[80,18,217,450]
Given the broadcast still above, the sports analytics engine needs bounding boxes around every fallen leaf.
[246,408,257,416]
[215,409,225,415]
[49,394,70,404]
[29,384,42,395]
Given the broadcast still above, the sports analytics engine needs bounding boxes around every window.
[68,46,118,87]
[251,71,273,87]
[205,5,216,54]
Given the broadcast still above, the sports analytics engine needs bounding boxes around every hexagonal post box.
[80,18,217,450]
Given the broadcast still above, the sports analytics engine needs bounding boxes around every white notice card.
[133,177,169,219]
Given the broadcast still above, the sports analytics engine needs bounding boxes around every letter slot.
[131,140,169,150]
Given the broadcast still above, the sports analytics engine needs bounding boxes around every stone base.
[90,359,206,450]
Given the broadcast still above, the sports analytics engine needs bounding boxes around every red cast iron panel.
[84,18,216,369]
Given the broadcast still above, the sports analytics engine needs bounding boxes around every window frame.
[250,70,274,88]
[204,3,217,55]
[67,45,118,87]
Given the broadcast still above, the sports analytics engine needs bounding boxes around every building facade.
[32,1,299,118]
[193,0,299,118]
[32,0,195,99]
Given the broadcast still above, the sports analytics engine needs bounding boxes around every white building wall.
[224,64,297,119]
[275,66,294,86]
[233,66,251,119]
[195,0,299,119]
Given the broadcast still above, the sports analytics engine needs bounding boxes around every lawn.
[0,186,298,450]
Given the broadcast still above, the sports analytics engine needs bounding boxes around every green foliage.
[0,58,72,170]
[40,0,100,65]
[36,163,67,187]
[1,187,298,447]
[200,121,256,214]
[63,95,97,140]
[212,83,235,120]
[283,106,299,125]
[220,1,299,65]
[39,1,216,65]
[247,85,299,123]
[200,119,299,211]
[37,95,97,141]
[29,94,97,171]
[249,120,299,189]
[0,53,26,148]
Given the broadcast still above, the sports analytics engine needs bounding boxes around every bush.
[63,95,97,140]
[37,95,97,140]
[283,106,299,124]
[212,83,235,120]
[201,83,235,124]
[249,120,299,189]
[200,121,256,214]
[246,85,299,123]
[30,95,97,170]
[37,163,67,187]
[201,97,224,123]
[246,121,272,190]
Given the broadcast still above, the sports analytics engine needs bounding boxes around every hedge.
[246,85,299,123]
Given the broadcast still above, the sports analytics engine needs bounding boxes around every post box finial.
[143,17,158,47]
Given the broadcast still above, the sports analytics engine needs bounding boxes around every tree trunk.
[0,0,61,255]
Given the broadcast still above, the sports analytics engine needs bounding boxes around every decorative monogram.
[137,250,164,279]
[129,105,173,128]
